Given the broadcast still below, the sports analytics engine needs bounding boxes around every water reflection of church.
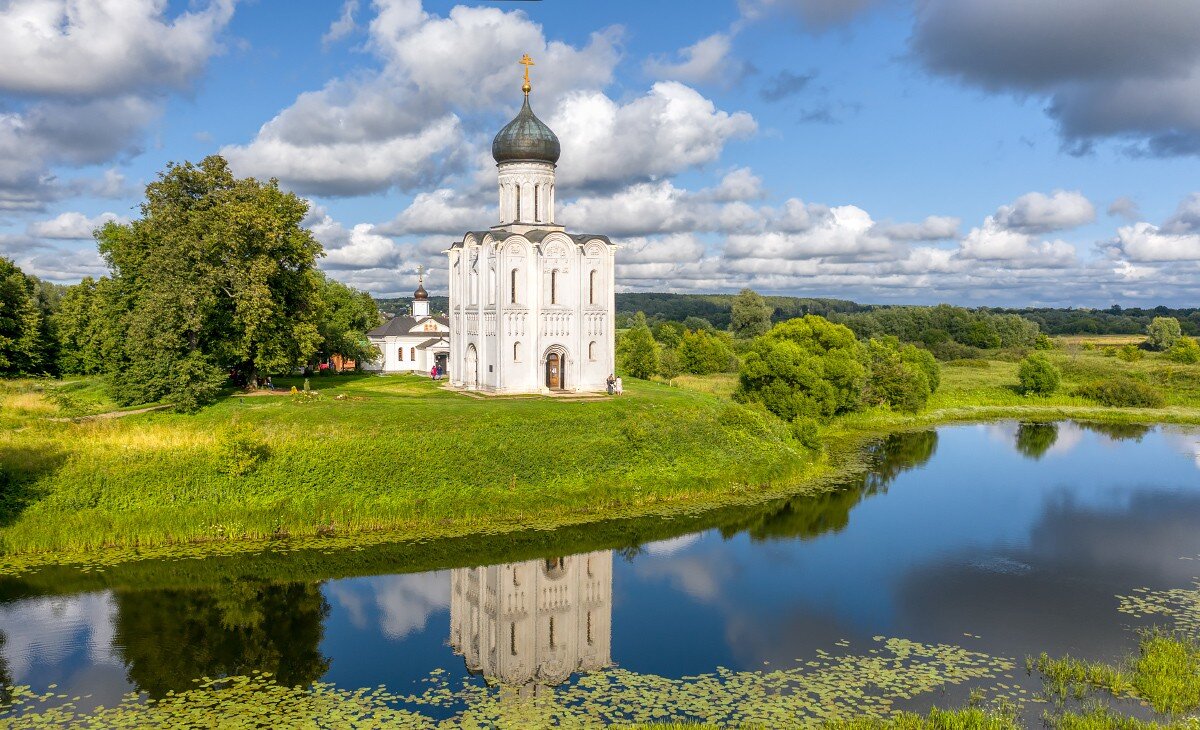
[449,551,612,693]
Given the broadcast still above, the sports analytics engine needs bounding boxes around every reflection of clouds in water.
[643,533,701,557]
[1162,427,1200,470]
[0,592,121,679]
[1045,424,1083,456]
[328,572,450,640]
[635,551,733,602]
[981,422,1018,447]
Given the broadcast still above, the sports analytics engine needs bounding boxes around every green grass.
[1031,630,1200,717]
[4,345,1200,567]
[0,373,816,559]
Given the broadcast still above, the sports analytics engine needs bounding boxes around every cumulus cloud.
[874,215,960,241]
[1111,223,1200,263]
[0,0,235,97]
[551,82,757,189]
[376,189,492,236]
[308,211,402,269]
[27,211,126,239]
[959,217,1076,266]
[0,0,233,210]
[911,0,1200,155]
[223,2,633,197]
[726,204,894,259]
[644,33,745,86]
[993,190,1095,233]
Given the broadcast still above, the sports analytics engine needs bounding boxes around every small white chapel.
[445,55,617,393]
[363,271,450,374]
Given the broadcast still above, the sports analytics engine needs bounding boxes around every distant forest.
[375,293,1199,336]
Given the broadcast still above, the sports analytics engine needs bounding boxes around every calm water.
[3,421,1200,724]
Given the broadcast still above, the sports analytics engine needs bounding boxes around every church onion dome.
[413,281,428,301]
[491,94,561,165]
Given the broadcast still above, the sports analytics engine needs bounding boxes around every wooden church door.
[547,353,560,389]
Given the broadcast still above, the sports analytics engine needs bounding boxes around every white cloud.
[27,211,126,239]
[308,213,402,269]
[644,33,738,86]
[1111,222,1200,262]
[0,0,235,96]
[377,189,492,236]
[224,2,625,197]
[551,82,756,189]
[322,0,359,49]
[706,167,765,202]
[993,190,1095,233]
[726,204,893,259]
[874,215,960,241]
[1164,193,1200,234]
[959,216,1076,265]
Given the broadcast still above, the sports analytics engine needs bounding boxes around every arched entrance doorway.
[545,351,566,391]
[465,344,478,389]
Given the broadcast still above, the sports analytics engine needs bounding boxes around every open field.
[3,344,1200,570]
[1054,334,1148,346]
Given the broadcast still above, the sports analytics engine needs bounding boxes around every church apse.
[449,551,613,695]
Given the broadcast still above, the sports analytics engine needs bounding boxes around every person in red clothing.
[430,365,438,380]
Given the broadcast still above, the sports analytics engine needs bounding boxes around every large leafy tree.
[677,328,736,374]
[53,276,122,375]
[98,156,323,410]
[0,257,50,375]
[1147,316,1182,351]
[735,315,867,422]
[730,288,773,339]
[313,273,382,368]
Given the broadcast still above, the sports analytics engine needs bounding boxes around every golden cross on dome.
[519,53,535,94]
[417,264,425,282]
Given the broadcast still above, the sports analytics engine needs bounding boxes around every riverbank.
[2,345,1199,573]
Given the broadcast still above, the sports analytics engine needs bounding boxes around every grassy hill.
[0,375,814,565]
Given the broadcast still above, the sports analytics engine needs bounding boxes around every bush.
[677,328,736,374]
[735,315,866,422]
[218,422,271,476]
[1165,336,1200,364]
[1116,344,1144,362]
[1017,353,1061,396]
[789,416,821,451]
[617,313,659,379]
[1147,316,1183,351]
[900,344,940,394]
[1034,333,1054,350]
[1074,377,1166,408]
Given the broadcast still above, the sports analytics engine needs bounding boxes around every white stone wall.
[497,161,556,225]
[447,231,615,394]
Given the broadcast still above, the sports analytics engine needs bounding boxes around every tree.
[617,312,659,379]
[53,277,121,375]
[735,315,866,422]
[1017,353,1061,396]
[1147,316,1183,351]
[683,316,715,332]
[658,346,682,385]
[677,328,736,374]
[0,257,48,375]
[863,338,930,413]
[900,344,940,394]
[313,273,382,369]
[98,156,324,410]
[730,288,773,339]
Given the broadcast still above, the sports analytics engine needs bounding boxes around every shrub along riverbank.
[3,338,1200,568]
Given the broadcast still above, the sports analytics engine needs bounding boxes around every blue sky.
[2,0,1199,306]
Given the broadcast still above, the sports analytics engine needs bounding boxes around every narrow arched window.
[533,184,539,222]
[588,341,597,360]
[510,623,517,655]
[515,185,521,221]
[510,268,518,304]
[587,611,593,646]
[550,270,557,304]
[589,270,596,304]
[410,347,415,360]
[513,341,520,361]
[549,616,556,649]
[398,347,404,361]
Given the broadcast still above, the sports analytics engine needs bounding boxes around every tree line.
[1,156,381,410]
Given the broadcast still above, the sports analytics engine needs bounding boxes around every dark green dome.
[492,95,560,164]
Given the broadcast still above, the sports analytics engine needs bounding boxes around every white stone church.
[445,57,617,394]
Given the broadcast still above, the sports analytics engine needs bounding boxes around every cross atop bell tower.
[519,53,534,94]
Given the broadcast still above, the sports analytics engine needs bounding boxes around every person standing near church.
[615,376,623,396]
[606,374,615,395]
